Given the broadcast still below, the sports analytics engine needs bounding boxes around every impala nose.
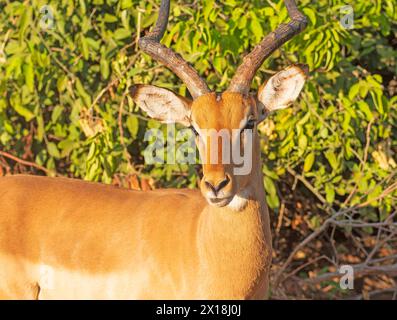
[204,174,231,196]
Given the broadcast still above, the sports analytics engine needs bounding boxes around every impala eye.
[190,126,199,137]
[244,118,256,130]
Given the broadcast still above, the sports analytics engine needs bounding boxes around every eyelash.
[243,119,256,130]
[190,126,199,136]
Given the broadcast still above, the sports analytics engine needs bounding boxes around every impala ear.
[257,64,308,121]
[130,85,193,126]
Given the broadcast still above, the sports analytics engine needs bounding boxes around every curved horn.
[138,0,211,99]
[228,0,307,94]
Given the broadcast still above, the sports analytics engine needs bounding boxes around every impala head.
[132,0,308,208]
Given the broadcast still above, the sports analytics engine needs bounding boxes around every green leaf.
[75,78,91,107]
[325,184,335,203]
[100,56,109,80]
[59,139,77,157]
[87,143,97,162]
[298,135,308,155]
[348,82,360,100]
[19,7,32,39]
[103,13,118,23]
[121,0,133,9]
[86,159,99,181]
[36,114,44,142]
[303,152,315,172]
[113,28,131,40]
[23,60,34,92]
[11,93,35,121]
[266,194,280,209]
[357,101,373,121]
[263,176,277,196]
[78,0,87,15]
[57,76,67,93]
[250,12,263,41]
[263,165,279,180]
[126,115,139,139]
[80,34,89,60]
[324,150,339,171]
[51,105,64,123]
[47,142,61,159]
[303,8,316,25]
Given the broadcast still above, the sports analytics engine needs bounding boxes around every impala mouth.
[207,196,234,207]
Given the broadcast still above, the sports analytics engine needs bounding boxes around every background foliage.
[0,0,396,298]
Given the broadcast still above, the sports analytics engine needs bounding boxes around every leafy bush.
[0,0,396,223]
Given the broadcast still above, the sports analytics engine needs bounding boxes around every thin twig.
[276,200,286,234]
[287,167,328,205]
[283,255,336,282]
[0,151,55,176]
[348,287,397,300]
[273,215,334,288]
[90,54,139,112]
[273,187,397,289]
[304,263,397,284]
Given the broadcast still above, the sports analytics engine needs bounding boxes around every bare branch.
[0,150,56,176]
[348,287,397,300]
[273,191,397,289]
[304,263,397,284]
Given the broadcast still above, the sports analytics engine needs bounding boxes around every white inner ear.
[258,65,307,112]
[132,85,192,126]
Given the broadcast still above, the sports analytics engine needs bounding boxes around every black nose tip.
[204,174,230,195]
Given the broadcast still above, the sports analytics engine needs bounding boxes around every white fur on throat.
[227,189,250,211]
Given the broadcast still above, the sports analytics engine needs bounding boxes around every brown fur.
[0,92,272,299]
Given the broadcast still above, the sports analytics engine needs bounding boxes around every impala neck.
[197,140,271,298]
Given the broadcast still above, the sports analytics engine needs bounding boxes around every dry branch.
[305,263,397,284]
[0,151,55,176]
[273,170,397,291]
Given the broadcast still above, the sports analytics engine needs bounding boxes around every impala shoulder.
[150,188,205,204]
[0,174,35,188]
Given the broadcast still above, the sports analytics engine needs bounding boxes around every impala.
[0,0,308,299]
